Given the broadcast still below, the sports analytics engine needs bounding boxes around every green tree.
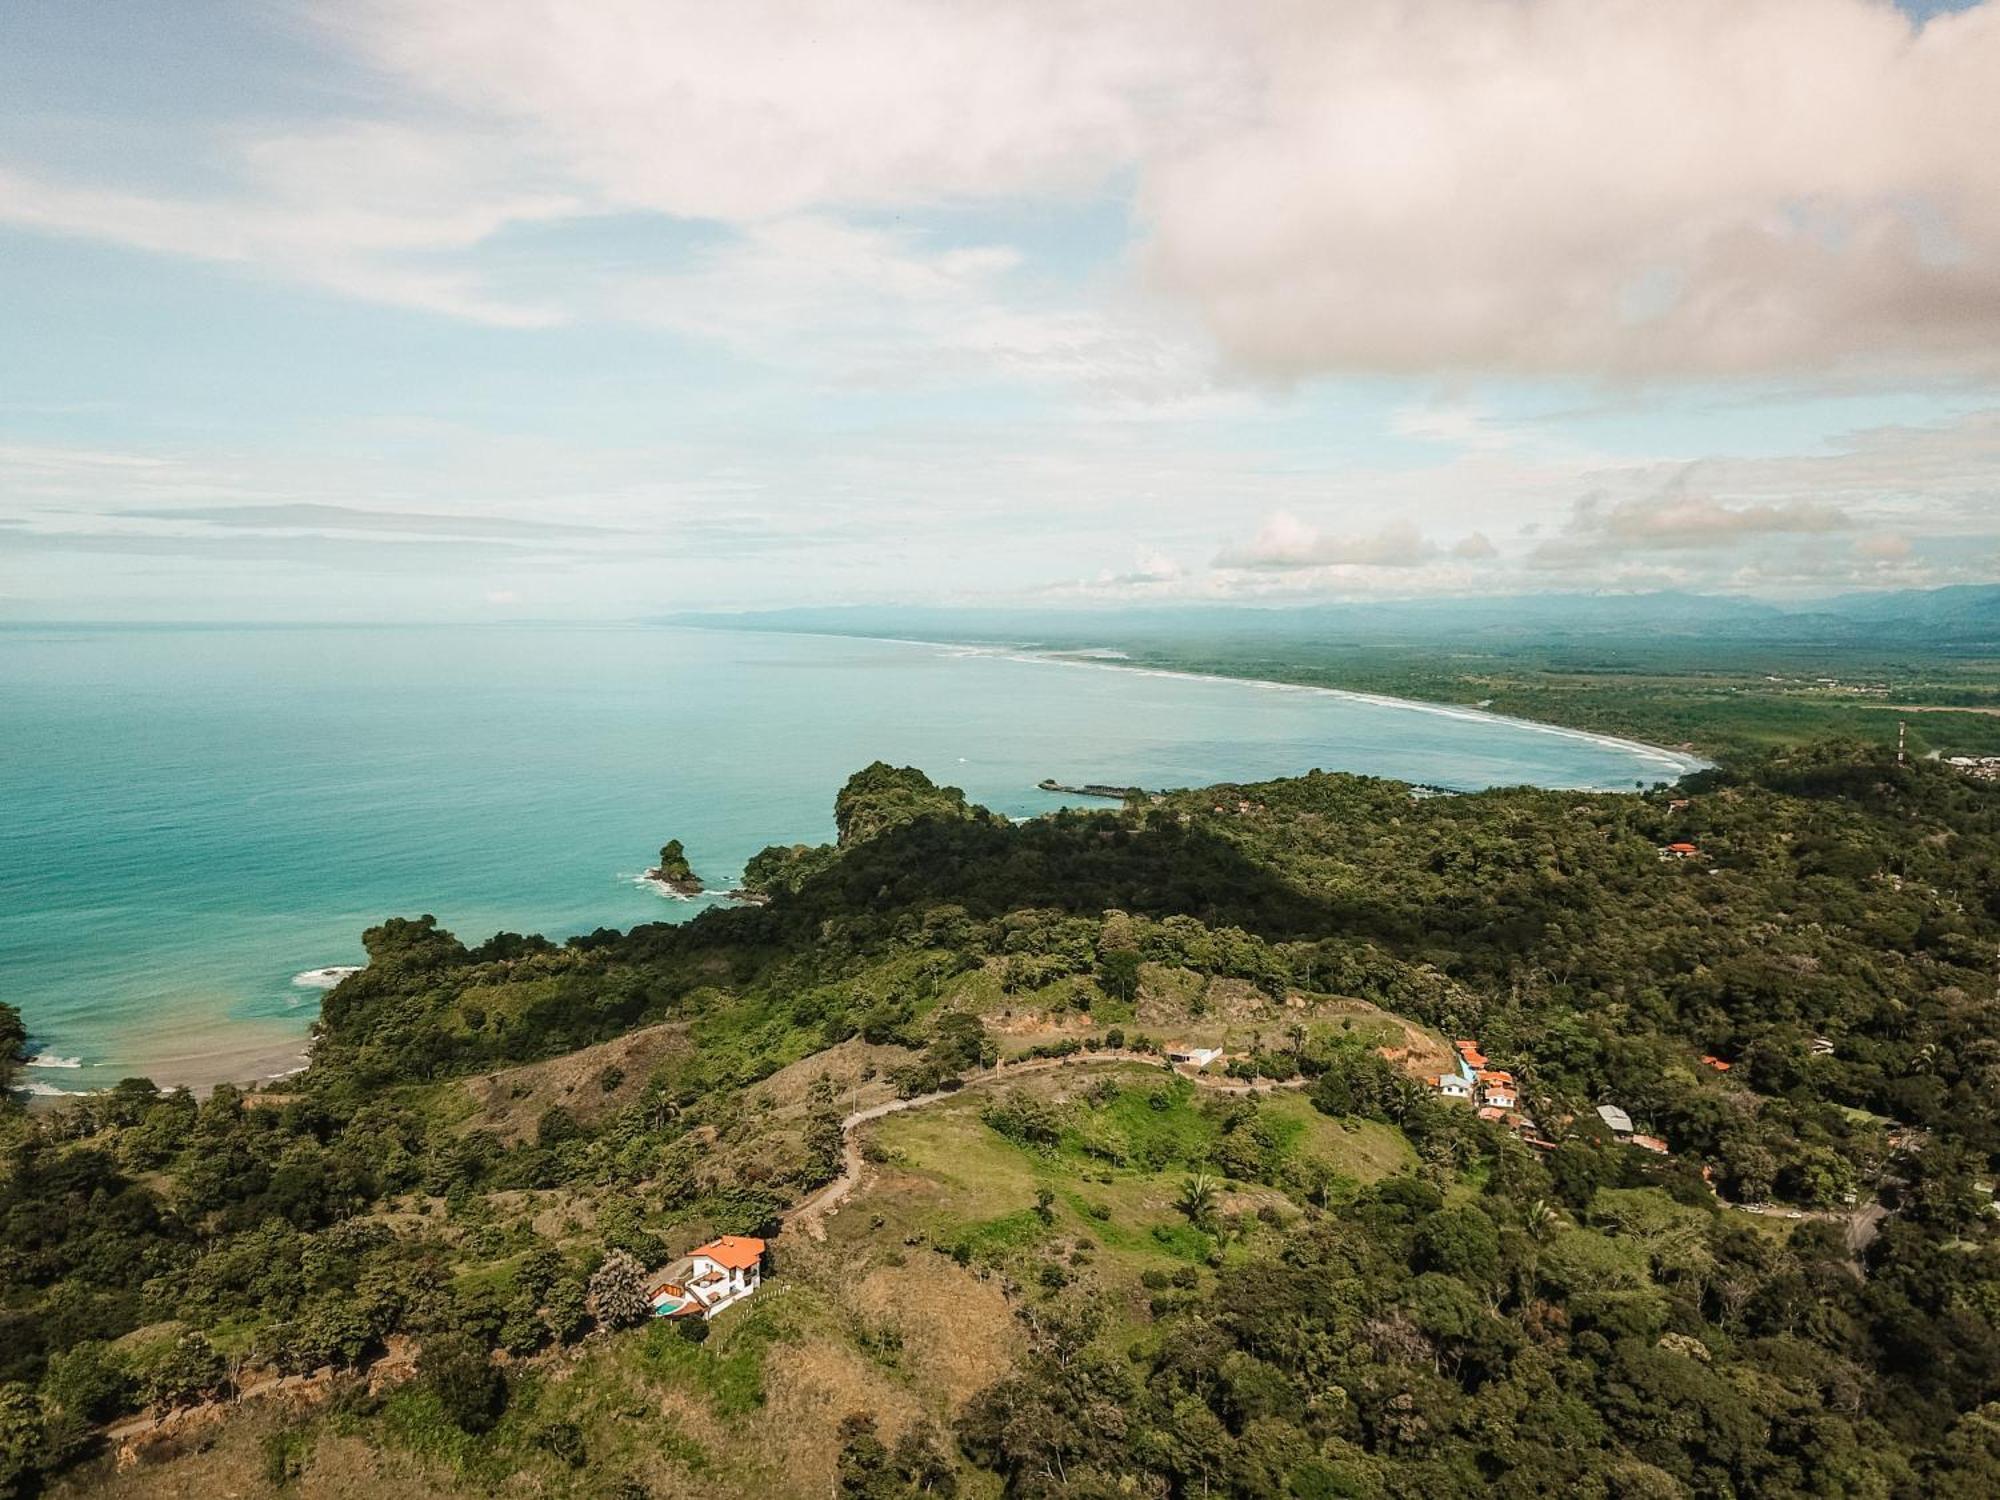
[38,1341,130,1424]
[837,1410,896,1499]
[1413,1206,1501,1283]
[587,1249,651,1330]
[0,1003,26,1098]
[543,1277,590,1344]
[0,1384,45,1499]
[893,1419,959,1496]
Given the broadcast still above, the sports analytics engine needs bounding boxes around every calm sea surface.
[0,625,1701,1091]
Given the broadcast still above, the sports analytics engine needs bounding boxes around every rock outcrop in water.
[645,838,704,898]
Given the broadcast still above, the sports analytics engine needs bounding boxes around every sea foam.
[291,966,362,990]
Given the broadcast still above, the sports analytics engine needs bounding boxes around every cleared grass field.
[825,1062,1416,1341]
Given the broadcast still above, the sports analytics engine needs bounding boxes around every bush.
[417,1333,507,1434]
[135,1332,226,1410]
[535,1418,587,1468]
[261,1426,313,1488]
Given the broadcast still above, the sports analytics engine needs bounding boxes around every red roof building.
[691,1235,766,1271]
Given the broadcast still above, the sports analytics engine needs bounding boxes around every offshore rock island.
[643,838,704,898]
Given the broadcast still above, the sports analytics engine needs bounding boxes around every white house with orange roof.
[648,1234,766,1320]
[1477,1069,1517,1111]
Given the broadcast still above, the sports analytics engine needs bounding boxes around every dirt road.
[778,1050,1303,1239]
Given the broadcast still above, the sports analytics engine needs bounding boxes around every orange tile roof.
[1668,842,1698,853]
[691,1235,766,1270]
[1478,1070,1514,1086]
[1629,1135,1670,1154]
[1701,1055,1732,1072]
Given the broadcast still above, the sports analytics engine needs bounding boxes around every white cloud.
[1142,0,2000,378]
[0,123,575,325]
[1855,533,1914,561]
[329,0,1222,222]
[1215,514,1439,570]
[12,0,1997,385]
[1584,489,1850,550]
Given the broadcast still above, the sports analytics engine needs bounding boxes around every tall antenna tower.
[1898,719,1907,765]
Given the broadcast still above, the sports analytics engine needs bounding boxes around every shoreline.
[698,625,1711,783]
[20,1023,314,1108]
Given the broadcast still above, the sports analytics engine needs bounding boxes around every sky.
[2,0,1998,621]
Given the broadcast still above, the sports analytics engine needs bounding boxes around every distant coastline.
[759,629,1713,784]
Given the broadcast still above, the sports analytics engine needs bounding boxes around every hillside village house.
[648,1235,765,1320]
[1436,1038,1560,1146]
[1440,1040,1521,1112]
[1167,1043,1223,1068]
[1477,1070,1517,1110]
[1596,1104,1635,1138]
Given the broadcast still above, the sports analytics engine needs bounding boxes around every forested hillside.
[6,751,2000,1497]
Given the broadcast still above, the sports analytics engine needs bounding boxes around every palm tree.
[1175,1171,1219,1230]
[1524,1198,1566,1242]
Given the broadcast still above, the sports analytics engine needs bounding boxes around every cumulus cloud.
[1582,487,1850,550]
[1215,514,1440,570]
[1855,532,1915,561]
[338,0,2000,378]
[329,0,1222,222]
[1142,0,2000,377]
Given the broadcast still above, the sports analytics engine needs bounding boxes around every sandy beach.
[23,1016,314,1105]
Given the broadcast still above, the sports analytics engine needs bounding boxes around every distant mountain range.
[662,585,2000,653]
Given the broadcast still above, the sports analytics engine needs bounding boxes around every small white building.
[1436,1073,1472,1101]
[1477,1070,1517,1111]
[1167,1043,1223,1068]
[1596,1104,1634,1138]
[649,1234,765,1320]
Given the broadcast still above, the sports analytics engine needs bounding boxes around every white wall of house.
[687,1254,761,1316]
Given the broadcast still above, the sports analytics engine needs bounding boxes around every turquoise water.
[0,625,1701,1092]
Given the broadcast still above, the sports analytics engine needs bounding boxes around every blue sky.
[2,0,1997,620]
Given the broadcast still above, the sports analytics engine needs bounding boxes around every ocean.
[0,624,1702,1093]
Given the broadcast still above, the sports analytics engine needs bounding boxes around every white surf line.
[668,623,1710,780]
[932,640,1711,779]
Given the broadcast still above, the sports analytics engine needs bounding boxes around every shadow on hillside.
[649,809,1342,952]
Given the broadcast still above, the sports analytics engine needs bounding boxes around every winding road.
[778,1049,1304,1239]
